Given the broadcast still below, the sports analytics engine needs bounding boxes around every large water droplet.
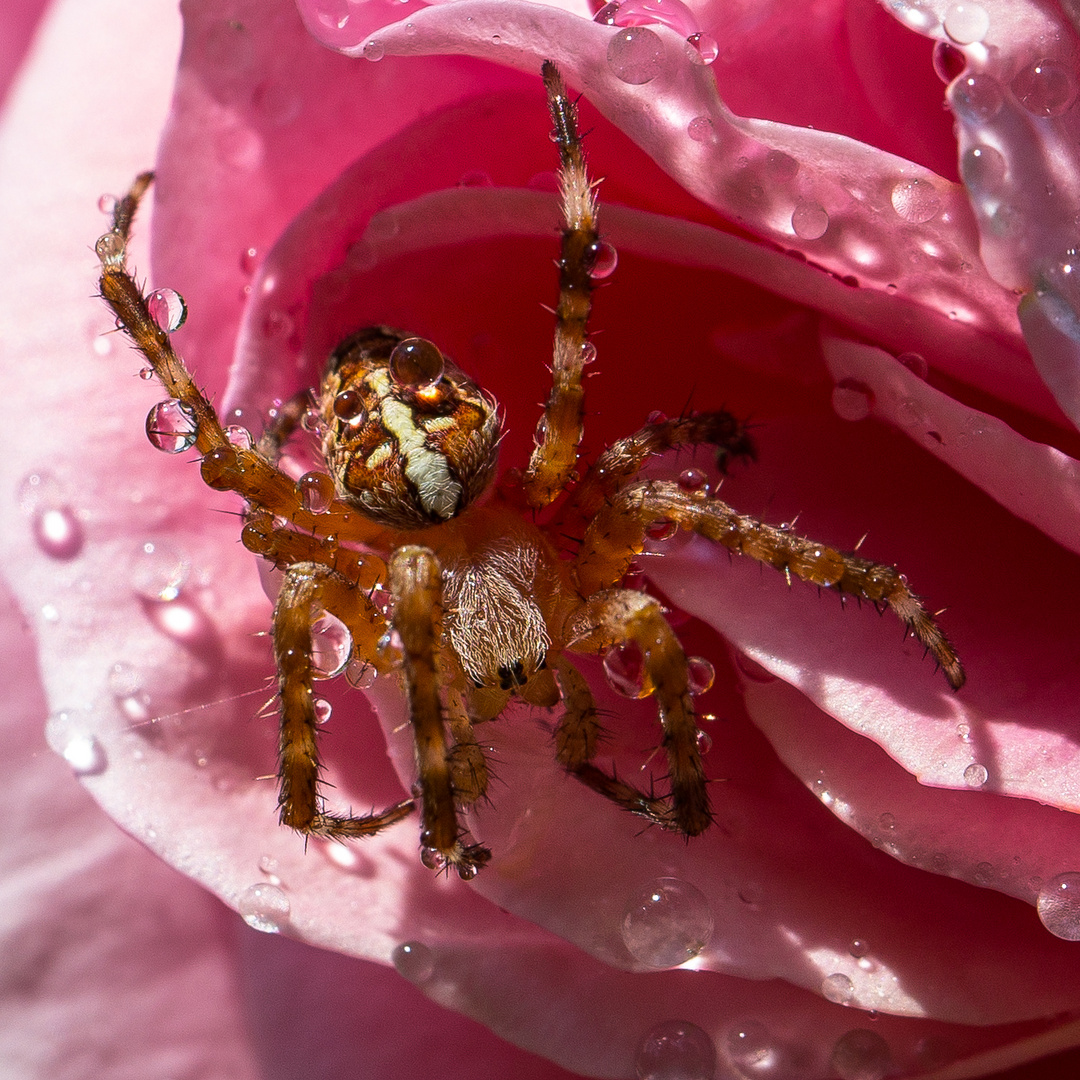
[726,1019,774,1069]
[298,471,336,514]
[45,710,107,775]
[622,877,713,968]
[890,177,942,223]
[392,940,435,982]
[687,116,716,144]
[951,73,1003,120]
[612,0,699,35]
[932,40,966,83]
[821,972,855,1004]
[963,761,988,787]
[131,541,189,602]
[1012,58,1077,117]
[943,2,989,44]
[32,506,84,560]
[238,882,290,932]
[311,611,352,678]
[831,379,874,422]
[636,1020,716,1080]
[146,400,197,453]
[791,202,829,240]
[389,337,444,389]
[95,231,125,267]
[831,1029,891,1080]
[607,26,665,84]
[586,239,618,280]
[1037,872,1080,939]
[603,640,648,698]
[146,288,188,332]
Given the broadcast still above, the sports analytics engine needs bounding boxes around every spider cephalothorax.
[96,63,963,879]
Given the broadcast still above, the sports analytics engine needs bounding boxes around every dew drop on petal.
[594,1,622,24]
[45,710,107,776]
[389,337,444,388]
[1013,58,1077,117]
[961,144,1006,192]
[587,239,618,280]
[392,940,435,982]
[821,972,855,1004]
[622,877,713,968]
[362,38,384,61]
[883,0,937,31]
[685,32,718,65]
[687,656,715,696]
[311,611,352,679]
[131,541,189,602]
[607,26,665,85]
[97,193,118,215]
[831,379,874,421]
[635,1020,717,1080]
[963,762,988,787]
[726,1019,774,1069]
[32,506,84,560]
[298,471,336,514]
[932,40,966,83]
[791,201,829,240]
[238,882,290,933]
[1037,872,1080,939]
[890,177,942,223]
[146,288,188,332]
[687,116,716,143]
[614,0,699,35]
[831,1029,891,1080]
[951,73,1003,120]
[645,519,677,541]
[896,351,928,378]
[313,697,333,724]
[943,3,988,44]
[146,400,197,453]
[879,811,897,830]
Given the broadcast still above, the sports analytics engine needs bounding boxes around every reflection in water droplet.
[821,972,855,1004]
[622,877,714,968]
[32,506,84,560]
[313,697,333,724]
[831,1029,891,1080]
[1011,58,1077,118]
[963,761,988,787]
[635,1020,717,1080]
[45,710,107,776]
[146,288,188,332]
[146,400,197,453]
[1037,872,1080,939]
[890,177,942,223]
[392,940,435,983]
[883,0,937,31]
[951,73,1003,120]
[831,379,874,422]
[943,2,989,44]
[95,231,125,267]
[607,26,665,85]
[238,882,290,932]
[791,201,829,240]
[311,611,352,679]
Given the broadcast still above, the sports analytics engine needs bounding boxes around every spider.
[95,62,964,879]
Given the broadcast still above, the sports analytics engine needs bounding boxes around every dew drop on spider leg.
[237,882,290,933]
[392,941,435,983]
[146,400,198,453]
[146,288,188,332]
[225,425,254,450]
[678,468,709,494]
[345,658,378,689]
[586,239,618,280]
[635,1020,717,1080]
[45,710,107,776]
[310,611,352,679]
[604,641,648,698]
[313,697,333,724]
[389,337,444,389]
[297,471,335,514]
[831,379,874,422]
[687,656,715,695]
[1037,873,1080,939]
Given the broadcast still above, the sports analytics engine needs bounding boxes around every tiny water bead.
[896,351,929,379]
[687,656,715,696]
[45,710,107,776]
[389,337,444,389]
[943,2,989,45]
[313,697,333,724]
[131,541,189,602]
[580,341,598,365]
[1011,58,1077,118]
[146,288,188,332]
[621,877,714,968]
[950,72,1003,121]
[346,657,378,689]
[310,611,353,678]
[890,178,942,224]
[635,1020,717,1080]
[237,882,291,933]
[391,940,435,983]
[32,505,84,561]
[604,640,647,698]
[687,116,716,144]
[879,811,897,830]
[678,467,708,493]
[97,193,118,215]
[831,379,874,422]
[963,761,988,787]
[791,201,829,240]
[586,239,618,280]
[146,399,198,454]
[1037,872,1080,940]
[297,471,336,514]
[607,26,665,85]
[849,938,870,959]
[726,1019,773,1069]
[821,972,855,1004]
[831,1029,891,1080]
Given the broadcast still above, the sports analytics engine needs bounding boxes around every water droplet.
[362,39,384,61]
[890,177,942,223]
[311,611,352,678]
[346,657,378,689]
[974,861,994,885]
[896,351,929,379]
[146,399,197,453]
[146,288,188,332]
[726,1019,774,1068]
[821,972,855,1004]
[45,710,107,776]
[298,471,336,514]
[420,845,447,871]
[884,0,937,31]
[1037,872,1080,939]
[646,409,668,425]
[687,656,715,696]
[1012,57,1077,117]
[97,193,118,215]
[604,640,647,698]
[645,519,677,541]
[238,882,290,932]
[587,239,618,280]
[580,341,598,366]
[951,72,1003,120]
[131,541,189,602]
[943,3,988,44]
[622,877,713,968]
[961,145,1006,194]
[956,721,972,742]
[849,938,870,958]
[225,424,254,450]
[389,337,444,389]
[879,809,899,832]
[831,1029,891,1080]
[831,378,874,421]
[612,0,699,33]
[607,26,665,85]
[32,506,84,560]
[313,697,333,724]
[95,231,125,267]
[963,761,988,787]
[687,116,716,143]
[932,40,966,83]
[685,32,718,65]
[332,389,366,422]
[392,940,435,982]
[677,467,708,494]
[695,729,712,753]
[594,1,622,24]
[636,1020,716,1080]
[791,201,829,240]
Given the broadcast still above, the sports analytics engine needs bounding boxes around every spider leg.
[574,479,965,690]
[565,593,711,835]
[389,547,491,877]
[522,62,599,509]
[96,174,388,550]
[446,688,490,807]
[274,562,414,839]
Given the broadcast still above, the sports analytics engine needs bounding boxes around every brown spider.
[95,63,964,879]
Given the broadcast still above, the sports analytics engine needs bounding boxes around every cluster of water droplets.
[594,0,718,85]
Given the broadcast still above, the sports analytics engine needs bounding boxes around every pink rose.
[6,0,1080,1076]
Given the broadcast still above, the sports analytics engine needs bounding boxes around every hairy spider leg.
[566,591,712,835]
[96,175,388,552]
[523,62,599,509]
[574,479,966,690]
[274,562,415,838]
[389,547,491,877]
[445,688,490,807]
